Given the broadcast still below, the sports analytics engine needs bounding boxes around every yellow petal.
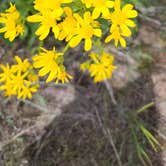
[105,35,113,43]
[69,35,82,48]
[92,8,100,19]
[106,1,114,8]
[39,67,49,76]
[120,37,126,47]
[125,19,136,27]
[120,24,131,37]
[46,70,57,83]
[35,26,50,40]
[52,26,60,38]
[84,38,92,51]
[94,29,102,37]
[27,14,42,22]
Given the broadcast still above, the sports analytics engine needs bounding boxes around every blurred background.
[0,0,166,165]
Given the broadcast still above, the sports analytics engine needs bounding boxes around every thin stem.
[63,43,70,54]
[20,99,48,112]
[104,80,117,105]
[136,102,154,114]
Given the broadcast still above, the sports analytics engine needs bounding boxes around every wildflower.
[33,0,73,12]
[58,7,77,41]
[17,81,38,99]
[28,73,39,83]
[92,0,114,19]
[69,12,102,51]
[55,70,73,84]
[0,56,39,99]
[27,0,73,40]
[81,0,93,8]
[80,52,117,82]
[0,80,16,97]
[12,56,31,73]
[0,64,13,82]
[27,9,63,40]
[0,3,24,41]
[0,64,16,97]
[105,25,127,47]
[105,0,138,47]
[33,47,72,83]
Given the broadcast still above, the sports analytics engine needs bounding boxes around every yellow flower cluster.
[27,0,137,50]
[0,56,39,99]
[33,47,72,84]
[0,3,24,41]
[0,0,138,99]
[27,0,72,40]
[81,0,114,18]
[105,0,138,47]
[80,52,117,82]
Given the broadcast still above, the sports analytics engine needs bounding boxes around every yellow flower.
[33,47,72,84]
[34,0,72,12]
[11,56,31,73]
[80,52,117,82]
[27,0,73,40]
[111,0,138,35]
[55,70,73,84]
[81,0,114,18]
[105,0,138,47]
[105,25,127,47]
[9,72,38,99]
[27,9,63,40]
[28,73,39,83]
[0,3,24,41]
[10,71,28,94]
[69,12,102,51]
[0,64,14,82]
[33,48,60,82]
[58,7,77,41]
[0,80,16,97]
[0,57,39,99]
[17,81,38,99]
[92,0,114,19]
[81,0,93,8]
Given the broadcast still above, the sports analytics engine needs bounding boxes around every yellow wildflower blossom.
[0,3,24,41]
[0,80,17,97]
[55,70,73,84]
[80,52,117,82]
[92,0,114,19]
[0,56,39,99]
[105,0,138,47]
[111,0,138,36]
[58,7,77,41]
[27,0,73,40]
[69,12,102,51]
[17,81,38,99]
[27,9,63,40]
[105,25,127,47]
[34,0,73,12]
[10,72,38,99]
[11,56,31,73]
[81,0,93,8]
[28,73,39,83]
[33,47,72,84]
[0,64,13,82]
[81,0,114,18]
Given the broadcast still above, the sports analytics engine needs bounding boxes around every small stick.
[104,80,117,105]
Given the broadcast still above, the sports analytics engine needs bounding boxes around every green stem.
[63,43,70,54]
[136,102,154,114]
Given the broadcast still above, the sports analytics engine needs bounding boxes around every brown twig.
[95,109,122,166]
[104,80,117,105]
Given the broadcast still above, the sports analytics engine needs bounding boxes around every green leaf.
[139,124,161,152]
